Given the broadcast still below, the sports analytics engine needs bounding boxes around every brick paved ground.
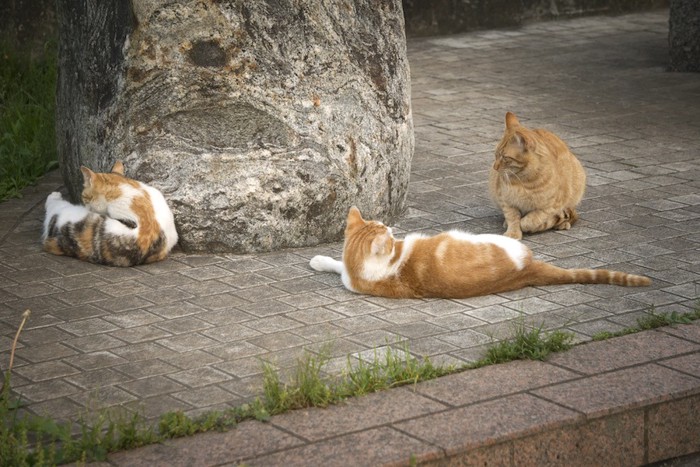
[1,9,698,439]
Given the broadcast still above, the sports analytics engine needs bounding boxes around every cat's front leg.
[309,255,344,275]
[501,206,523,239]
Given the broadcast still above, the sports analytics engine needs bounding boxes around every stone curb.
[100,323,700,466]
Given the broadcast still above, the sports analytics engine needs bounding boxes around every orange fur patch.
[43,238,64,255]
[130,191,160,252]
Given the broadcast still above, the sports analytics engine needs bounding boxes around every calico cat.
[309,207,650,299]
[489,112,586,240]
[42,161,178,266]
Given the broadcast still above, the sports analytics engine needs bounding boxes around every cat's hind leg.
[309,256,344,275]
[520,208,565,234]
[553,207,579,230]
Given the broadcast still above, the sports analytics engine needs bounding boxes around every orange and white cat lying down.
[42,161,178,267]
[309,207,650,299]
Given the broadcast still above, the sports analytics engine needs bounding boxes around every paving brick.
[15,379,81,403]
[71,385,137,408]
[244,315,303,335]
[199,323,261,343]
[464,304,524,323]
[146,301,208,319]
[533,364,700,418]
[137,287,194,305]
[20,342,78,363]
[169,367,231,388]
[65,368,129,390]
[193,308,253,326]
[29,397,84,420]
[513,410,645,467]
[247,331,310,352]
[64,351,129,371]
[18,325,75,346]
[109,421,303,467]
[55,288,112,306]
[647,394,700,463]
[659,323,700,344]
[275,387,447,441]
[180,281,236,297]
[326,299,386,317]
[14,360,80,382]
[96,280,156,298]
[161,349,224,370]
[547,331,700,374]
[214,356,269,378]
[115,358,179,379]
[395,393,578,456]
[119,375,187,398]
[110,325,172,344]
[101,309,163,328]
[123,394,193,421]
[64,334,125,352]
[57,317,119,336]
[153,316,212,334]
[157,333,221,352]
[414,360,578,407]
[289,322,349,341]
[179,265,232,281]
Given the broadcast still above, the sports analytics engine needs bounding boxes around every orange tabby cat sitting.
[309,207,650,299]
[489,112,586,240]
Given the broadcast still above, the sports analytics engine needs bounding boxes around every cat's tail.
[527,261,651,287]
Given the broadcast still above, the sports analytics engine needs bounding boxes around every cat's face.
[493,112,534,177]
[80,161,127,214]
[344,207,396,262]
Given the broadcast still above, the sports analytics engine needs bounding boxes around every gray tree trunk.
[669,0,700,72]
[55,1,414,253]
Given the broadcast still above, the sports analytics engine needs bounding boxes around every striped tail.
[528,261,651,287]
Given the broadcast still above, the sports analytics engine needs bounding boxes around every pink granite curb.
[98,323,700,466]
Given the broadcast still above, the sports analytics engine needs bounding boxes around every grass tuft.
[592,306,700,341]
[0,40,58,201]
[470,321,574,369]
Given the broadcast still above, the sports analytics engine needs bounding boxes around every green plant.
[592,306,700,341]
[0,40,58,201]
[472,321,574,368]
[342,345,452,397]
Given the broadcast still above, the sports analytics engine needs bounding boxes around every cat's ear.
[111,160,125,175]
[370,232,392,256]
[513,130,535,152]
[80,166,96,187]
[347,206,364,228]
[505,112,520,130]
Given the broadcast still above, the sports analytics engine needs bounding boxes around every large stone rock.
[56,1,413,253]
[669,0,700,71]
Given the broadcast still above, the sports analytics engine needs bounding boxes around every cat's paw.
[309,255,330,271]
[309,255,343,274]
[503,230,523,240]
[46,192,64,207]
